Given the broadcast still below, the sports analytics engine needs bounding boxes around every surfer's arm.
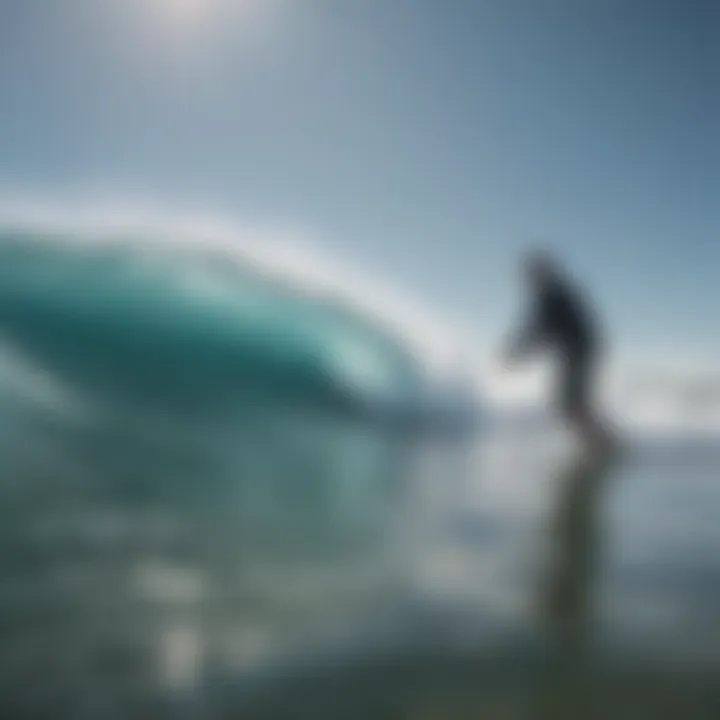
[504,306,547,363]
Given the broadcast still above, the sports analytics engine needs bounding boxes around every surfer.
[502,251,614,455]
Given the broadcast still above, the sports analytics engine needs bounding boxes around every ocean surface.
[0,223,718,719]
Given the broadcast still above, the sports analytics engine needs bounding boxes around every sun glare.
[164,0,213,24]
[110,0,274,48]
[141,0,270,42]
[149,0,217,31]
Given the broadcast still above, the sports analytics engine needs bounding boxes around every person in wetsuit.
[503,251,612,453]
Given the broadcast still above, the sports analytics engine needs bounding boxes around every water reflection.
[534,448,614,720]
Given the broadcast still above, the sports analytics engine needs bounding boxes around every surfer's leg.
[560,353,614,456]
[575,408,616,458]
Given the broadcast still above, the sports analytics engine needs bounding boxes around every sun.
[124,0,271,43]
[155,0,216,28]
[130,0,222,37]
[164,0,213,23]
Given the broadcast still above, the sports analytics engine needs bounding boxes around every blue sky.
[0,0,717,361]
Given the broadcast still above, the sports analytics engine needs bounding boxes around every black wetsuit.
[512,275,599,417]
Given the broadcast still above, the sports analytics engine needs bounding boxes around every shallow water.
[1,409,719,718]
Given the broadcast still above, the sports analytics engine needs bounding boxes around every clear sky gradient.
[0,0,717,363]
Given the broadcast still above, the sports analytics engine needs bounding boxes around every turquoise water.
[0,226,718,718]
